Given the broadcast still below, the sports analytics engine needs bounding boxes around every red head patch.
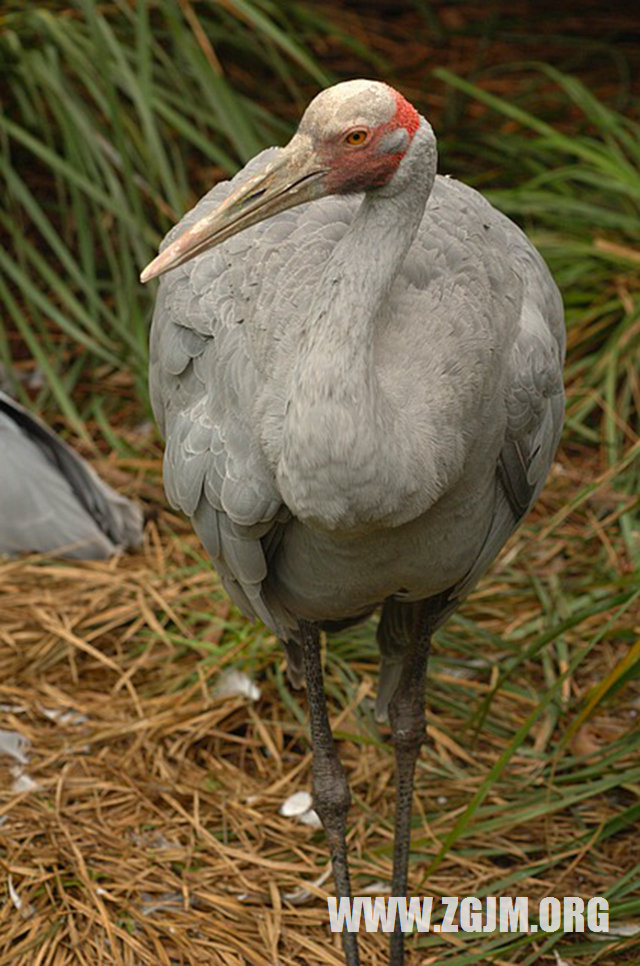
[318,83,423,194]
[389,87,420,140]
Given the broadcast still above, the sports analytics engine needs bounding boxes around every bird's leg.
[387,610,430,966]
[300,620,360,966]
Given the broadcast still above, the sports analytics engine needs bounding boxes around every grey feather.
[0,392,144,559]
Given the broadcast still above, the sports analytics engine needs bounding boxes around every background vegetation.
[0,2,638,964]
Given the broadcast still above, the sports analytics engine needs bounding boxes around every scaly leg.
[300,620,360,966]
[386,609,431,966]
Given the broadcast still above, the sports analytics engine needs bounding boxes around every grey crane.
[0,391,143,559]
[141,79,565,965]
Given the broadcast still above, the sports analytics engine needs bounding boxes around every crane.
[0,390,143,559]
[141,79,565,966]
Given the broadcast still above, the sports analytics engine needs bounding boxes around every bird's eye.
[344,129,369,146]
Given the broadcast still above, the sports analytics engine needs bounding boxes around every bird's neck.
[277,122,437,530]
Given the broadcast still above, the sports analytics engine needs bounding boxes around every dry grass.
[0,436,637,965]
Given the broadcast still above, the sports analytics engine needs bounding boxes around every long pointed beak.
[140,137,327,283]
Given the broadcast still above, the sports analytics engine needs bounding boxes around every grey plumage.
[149,150,564,682]
[144,80,564,966]
[0,391,144,559]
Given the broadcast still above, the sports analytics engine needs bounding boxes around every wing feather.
[150,149,311,638]
[452,224,565,602]
[0,392,143,558]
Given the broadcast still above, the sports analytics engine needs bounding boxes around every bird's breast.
[276,407,387,531]
[269,454,498,622]
[274,389,446,533]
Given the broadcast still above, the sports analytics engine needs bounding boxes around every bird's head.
[140,80,425,283]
